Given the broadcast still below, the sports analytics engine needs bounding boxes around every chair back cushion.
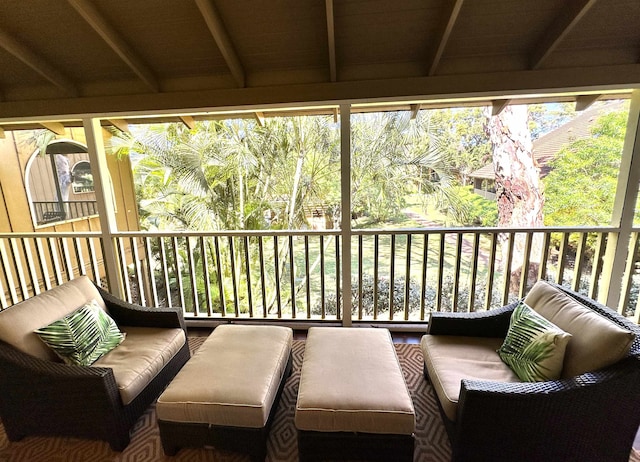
[524,281,635,378]
[0,276,106,361]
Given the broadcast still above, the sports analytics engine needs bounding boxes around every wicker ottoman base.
[156,325,293,460]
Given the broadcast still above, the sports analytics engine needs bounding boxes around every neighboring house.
[469,101,626,200]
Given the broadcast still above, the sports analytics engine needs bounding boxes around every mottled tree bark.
[486,105,544,291]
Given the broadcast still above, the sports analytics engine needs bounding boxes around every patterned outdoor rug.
[3,336,637,462]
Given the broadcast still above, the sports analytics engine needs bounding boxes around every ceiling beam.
[326,0,337,82]
[428,0,465,76]
[0,28,78,97]
[40,122,66,135]
[195,0,246,88]
[67,0,159,93]
[491,99,511,116]
[575,94,600,111]
[179,116,196,129]
[107,118,129,133]
[529,0,598,70]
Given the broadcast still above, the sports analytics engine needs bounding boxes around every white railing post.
[83,118,125,298]
[340,103,352,326]
[600,90,640,310]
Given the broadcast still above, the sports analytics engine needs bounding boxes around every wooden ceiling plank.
[195,0,246,88]
[428,0,465,76]
[40,122,66,135]
[529,0,599,70]
[326,0,337,82]
[0,28,78,97]
[67,0,160,93]
[179,116,196,129]
[108,118,129,133]
[575,94,601,111]
[491,99,511,116]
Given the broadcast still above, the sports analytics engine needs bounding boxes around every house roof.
[469,100,627,180]
[0,0,638,127]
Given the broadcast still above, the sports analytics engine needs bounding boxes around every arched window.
[26,141,98,226]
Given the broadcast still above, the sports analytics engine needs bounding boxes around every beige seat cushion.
[0,276,106,361]
[156,324,292,428]
[525,281,635,378]
[295,327,415,435]
[421,335,520,422]
[94,326,186,405]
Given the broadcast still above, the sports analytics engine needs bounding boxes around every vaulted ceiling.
[0,0,638,125]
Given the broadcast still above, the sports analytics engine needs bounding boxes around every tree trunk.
[486,105,544,292]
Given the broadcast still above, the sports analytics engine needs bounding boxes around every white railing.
[2,227,638,324]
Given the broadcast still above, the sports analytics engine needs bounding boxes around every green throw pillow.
[35,299,125,366]
[498,301,572,382]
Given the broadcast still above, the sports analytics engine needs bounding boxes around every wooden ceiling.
[0,0,638,125]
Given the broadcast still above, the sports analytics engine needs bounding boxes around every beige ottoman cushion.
[421,335,520,421]
[295,327,415,435]
[157,324,292,428]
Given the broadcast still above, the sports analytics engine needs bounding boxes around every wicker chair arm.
[427,302,517,337]
[96,284,185,330]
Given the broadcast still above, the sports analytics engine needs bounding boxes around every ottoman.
[156,324,293,460]
[295,327,416,462]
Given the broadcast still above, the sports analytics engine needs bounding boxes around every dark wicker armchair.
[423,282,640,462]
[0,277,190,451]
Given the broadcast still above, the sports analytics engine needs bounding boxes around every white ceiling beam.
[194,0,246,88]
[40,122,66,135]
[491,99,511,116]
[530,0,598,70]
[326,0,337,82]
[254,112,265,126]
[0,28,78,97]
[179,116,196,129]
[67,0,160,93]
[575,94,600,111]
[428,0,465,76]
[107,118,129,133]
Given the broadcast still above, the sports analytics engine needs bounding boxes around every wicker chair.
[423,282,640,462]
[0,278,190,451]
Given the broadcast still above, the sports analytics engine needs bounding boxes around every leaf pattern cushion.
[498,301,572,382]
[35,299,125,366]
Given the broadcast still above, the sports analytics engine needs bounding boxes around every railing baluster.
[186,236,199,316]
[87,238,100,285]
[0,239,18,304]
[228,236,240,317]
[143,237,159,307]
[436,233,445,312]
[213,236,225,316]
[468,233,480,312]
[619,231,639,315]
[273,236,282,318]
[373,234,379,320]
[117,237,132,302]
[420,234,429,320]
[35,237,52,291]
[452,233,462,313]
[556,232,569,284]
[484,233,498,311]
[389,234,395,320]
[9,238,28,299]
[47,237,63,285]
[22,238,40,296]
[258,236,267,317]
[289,235,296,319]
[159,237,172,308]
[131,236,146,306]
[519,232,533,298]
[244,236,253,318]
[320,236,326,319]
[589,233,606,300]
[404,233,411,320]
[73,237,86,277]
[501,232,515,306]
[358,235,363,320]
[538,232,551,282]
[305,236,311,319]
[201,237,213,316]
[171,237,185,309]
[60,238,74,281]
[573,232,588,292]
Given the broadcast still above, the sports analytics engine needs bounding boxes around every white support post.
[340,103,352,327]
[83,118,125,298]
[600,90,640,310]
